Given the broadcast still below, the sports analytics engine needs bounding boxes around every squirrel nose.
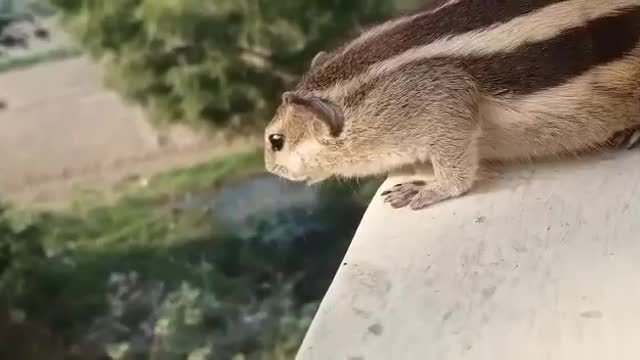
[268,134,285,152]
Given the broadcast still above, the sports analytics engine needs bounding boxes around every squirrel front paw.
[381,180,455,210]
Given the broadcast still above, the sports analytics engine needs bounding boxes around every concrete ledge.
[298,150,640,360]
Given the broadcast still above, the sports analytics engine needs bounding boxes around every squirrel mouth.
[305,174,331,185]
[267,166,328,184]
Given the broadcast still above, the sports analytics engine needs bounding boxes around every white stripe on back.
[318,0,640,100]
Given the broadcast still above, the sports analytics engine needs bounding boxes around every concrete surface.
[298,150,640,360]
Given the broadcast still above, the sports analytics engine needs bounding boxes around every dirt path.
[0,57,260,207]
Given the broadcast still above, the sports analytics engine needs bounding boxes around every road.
[0,57,255,207]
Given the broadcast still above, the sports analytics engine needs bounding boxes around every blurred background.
[1,0,422,358]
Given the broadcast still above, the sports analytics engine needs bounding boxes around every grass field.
[36,149,266,298]
[0,47,81,73]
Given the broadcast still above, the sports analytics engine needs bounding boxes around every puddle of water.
[176,174,382,248]
[174,174,381,301]
[211,174,319,225]
[176,174,324,243]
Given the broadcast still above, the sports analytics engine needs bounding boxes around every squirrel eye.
[268,134,285,152]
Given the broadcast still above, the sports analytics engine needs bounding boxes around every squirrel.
[264,0,640,210]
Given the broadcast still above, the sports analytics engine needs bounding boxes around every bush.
[0,206,47,314]
[48,0,396,128]
[86,274,316,360]
[0,206,67,359]
[0,167,378,358]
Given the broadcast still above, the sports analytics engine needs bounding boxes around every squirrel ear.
[281,91,298,105]
[282,92,344,137]
[310,51,330,68]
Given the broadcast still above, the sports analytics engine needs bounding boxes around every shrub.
[87,274,315,360]
[48,0,396,128]
[0,206,67,359]
[0,206,47,315]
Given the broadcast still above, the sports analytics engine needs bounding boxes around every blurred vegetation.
[0,150,381,359]
[0,47,80,71]
[47,0,398,129]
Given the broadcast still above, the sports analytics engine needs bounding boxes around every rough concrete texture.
[298,149,640,360]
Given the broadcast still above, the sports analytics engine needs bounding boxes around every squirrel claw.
[611,128,640,150]
[382,181,451,210]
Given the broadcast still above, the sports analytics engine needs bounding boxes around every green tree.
[0,206,67,359]
[49,0,396,128]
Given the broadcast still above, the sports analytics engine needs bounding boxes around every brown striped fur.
[300,0,567,91]
[264,0,640,210]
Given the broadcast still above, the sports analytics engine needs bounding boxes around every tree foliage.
[0,206,47,310]
[0,167,377,358]
[48,0,396,128]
